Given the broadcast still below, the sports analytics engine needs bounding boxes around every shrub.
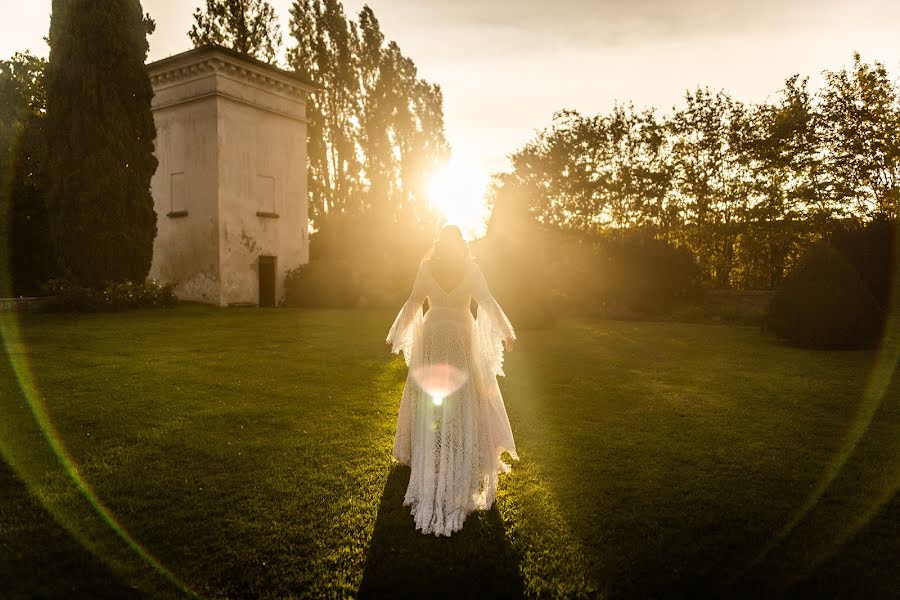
[355,261,421,308]
[101,280,177,310]
[593,233,699,317]
[307,213,432,309]
[490,281,556,330]
[41,278,100,311]
[41,279,176,312]
[830,217,896,324]
[541,233,607,317]
[477,227,698,323]
[764,242,881,349]
[476,226,556,330]
[283,260,359,308]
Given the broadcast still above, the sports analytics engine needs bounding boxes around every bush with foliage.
[532,229,699,318]
[41,279,176,312]
[283,260,359,308]
[596,233,699,316]
[299,213,434,309]
[830,217,896,325]
[764,242,881,349]
[476,212,556,329]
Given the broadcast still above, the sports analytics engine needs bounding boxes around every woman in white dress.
[386,225,519,537]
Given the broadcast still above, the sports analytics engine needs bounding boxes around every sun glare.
[426,155,490,239]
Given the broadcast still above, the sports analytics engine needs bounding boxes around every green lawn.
[1,306,897,599]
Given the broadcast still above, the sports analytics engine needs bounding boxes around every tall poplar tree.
[288,0,448,227]
[189,0,283,65]
[44,0,158,286]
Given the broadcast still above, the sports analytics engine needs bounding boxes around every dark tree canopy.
[44,0,158,287]
[0,52,54,295]
[189,0,282,64]
[0,52,45,158]
[765,242,881,349]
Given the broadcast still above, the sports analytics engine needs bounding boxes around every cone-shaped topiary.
[765,241,881,349]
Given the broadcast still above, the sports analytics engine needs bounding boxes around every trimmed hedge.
[764,242,881,349]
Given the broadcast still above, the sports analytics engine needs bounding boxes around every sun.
[426,155,490,239]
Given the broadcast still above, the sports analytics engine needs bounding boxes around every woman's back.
[421,259,476,310]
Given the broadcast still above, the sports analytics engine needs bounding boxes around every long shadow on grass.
[0,459,140,598]
[357,465,524,599]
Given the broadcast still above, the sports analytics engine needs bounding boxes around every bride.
[386,225,519,537]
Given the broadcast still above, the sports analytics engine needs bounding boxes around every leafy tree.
[736,75,826,288]
[0,51,53,295]
[668,88,752,286]
[283,1,449,310]
[287,0,448,227]
[820,53,900,220]
[288,0,361,221]
[9,109,54,295]
[189,0,282,64]
[501,110,609,232]
[605,105,672,234]
[44,0,158,287]
[0,52,46,216]
[355,6,391,219]
[0,52,45,163]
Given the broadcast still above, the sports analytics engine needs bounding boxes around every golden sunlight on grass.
[426,154,490,239]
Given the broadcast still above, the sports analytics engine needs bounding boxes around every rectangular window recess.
[167,210,189,218]
[256,211,280,218]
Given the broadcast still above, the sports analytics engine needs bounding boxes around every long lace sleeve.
[386,264,428,366]
[471,264,516,377]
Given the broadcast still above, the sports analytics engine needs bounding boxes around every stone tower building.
[146,45,315,306]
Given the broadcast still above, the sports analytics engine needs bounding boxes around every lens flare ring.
[0,312,199,597]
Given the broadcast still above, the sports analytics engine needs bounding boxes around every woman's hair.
[422,225,472,265]
[422,225,473,286]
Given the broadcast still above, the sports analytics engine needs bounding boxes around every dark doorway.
[259,256,276,307]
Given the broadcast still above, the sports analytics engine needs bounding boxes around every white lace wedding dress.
[386,260,518,536]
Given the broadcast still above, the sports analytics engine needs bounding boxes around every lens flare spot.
[412,363,467,403]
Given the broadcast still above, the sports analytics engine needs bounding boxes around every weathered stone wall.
[149,95,221,303]
[215,86,309,305]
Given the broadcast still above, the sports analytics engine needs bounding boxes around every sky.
[1,0,898,177]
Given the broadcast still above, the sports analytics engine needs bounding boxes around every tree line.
[491,54,899,290]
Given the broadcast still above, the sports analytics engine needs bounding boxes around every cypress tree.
[44,0,158,287]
